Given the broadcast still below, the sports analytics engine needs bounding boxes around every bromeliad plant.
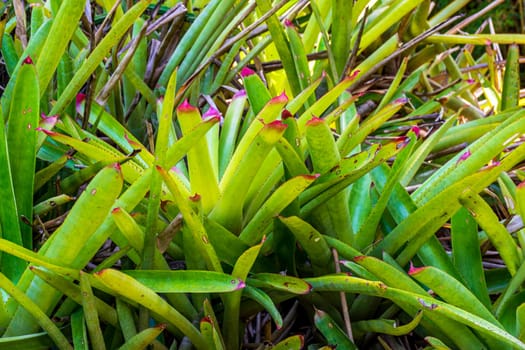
[2,0,525,349]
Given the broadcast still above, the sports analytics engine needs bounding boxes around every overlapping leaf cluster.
[0,0,525,349]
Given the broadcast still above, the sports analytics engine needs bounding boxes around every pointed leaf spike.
[241,67,255,77]
[23,56,34,65]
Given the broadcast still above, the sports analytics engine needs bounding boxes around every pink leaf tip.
[235,279,246,290]
[36,128,57,136]
[457,149,471,164]
[112,163,122,172]
[410,125,421,138]
[408,262,425,275]
[23,56,34,65]
[177,99,197,112]
[271,91,289,104]
[394,97,408,104]
[203,106,222,123]
[241,67,255,77]
[284,19,294,27]
[234,89,246,98]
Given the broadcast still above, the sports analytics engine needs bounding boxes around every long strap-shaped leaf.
[94,268,207,349]
[4,164,123,336]
[307,275,525,349]
[7,56,39,249]
[36,0,85,93]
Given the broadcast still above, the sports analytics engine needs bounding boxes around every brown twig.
[332,248,353,341]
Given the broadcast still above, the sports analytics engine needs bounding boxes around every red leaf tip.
[281,109,293,119]
[306,282,313,293]
[396,136,411,149]
[111,208,121,214]
[201,316,212,324]
[306,116,324,126]
[410,125,421,138]
[304,173,320,180]
[23,56,34,65]
[76,93,86,112]
[241,67,255,77]
[189,193,201,202]
[353,255,366,262]
[266,120,288,131]
[284,19,294,27]
[94,269,108,276]
[112,163,121,172]
[344,69,360,80]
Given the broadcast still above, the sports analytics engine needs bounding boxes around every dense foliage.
[1,0,525,349]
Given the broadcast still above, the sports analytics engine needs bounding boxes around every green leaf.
[247,273,311,295]
[459,189,521,276]
[35,0,85,92]
[243,285,283,328]
[218,90,247,178]
[177,100,220,212]
[409,266,501,327]
[223,242,263,349]
[278,216,332,275]
[273,335,304,350]
[353,310,423,337]
[29,266,118,327]
[0,273,72,350]
[414,108,525,205]
[451,207,491,308]
[93,269,207,350]
[314,309,357,349]
[118,324,165,350]
[122,270,245,293]
[0,332,53,350]
[79,272,106,350]
[211,118,288,234]
[158,166,222,272]
[307,275,524,349]
[7,55,39,242]
[239,174,319,245]
[255,0,301,97]
[5,164,123,336]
